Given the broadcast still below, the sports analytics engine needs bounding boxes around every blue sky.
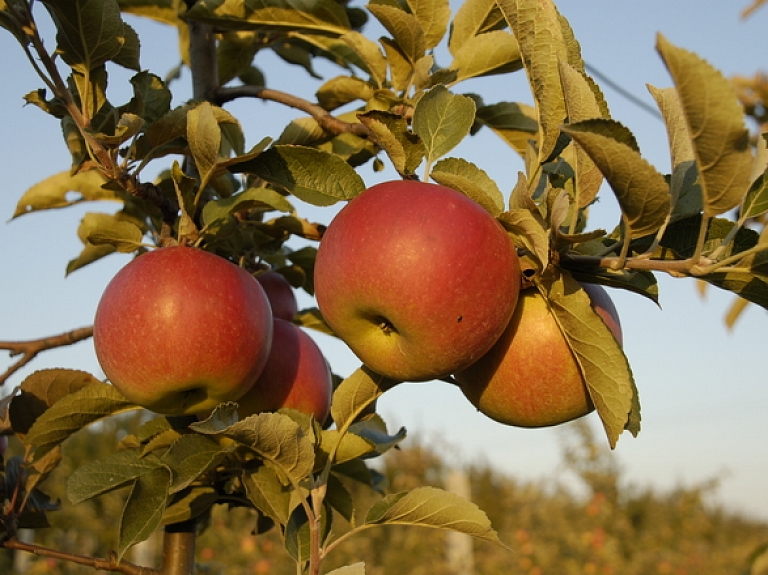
[0,0,766,522]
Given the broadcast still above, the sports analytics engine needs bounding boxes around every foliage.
[0,0,767,573]
[3,420,767,575]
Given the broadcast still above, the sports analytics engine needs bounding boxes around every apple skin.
[236,318,332,424]
[454,283,622,428]
[256,271,299,322]
[314,180,521,382]
[93,246,274,415]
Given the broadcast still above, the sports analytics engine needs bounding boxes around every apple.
[93,246,274,415]
[314,180,521,382]
[236,318,332,424]
[454,283,622,428]
[256,271,299,322]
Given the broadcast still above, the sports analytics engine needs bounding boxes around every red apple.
[237,318,332,424]
[314,180,521,382]
[256,271,299,322]
[93,246,274,415]
[454,283,622,428]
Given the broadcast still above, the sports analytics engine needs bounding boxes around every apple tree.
[0,0,767,574]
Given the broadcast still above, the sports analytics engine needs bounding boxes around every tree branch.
[214,85,372,139]
[2,538,157,575]
[0,327,94,386]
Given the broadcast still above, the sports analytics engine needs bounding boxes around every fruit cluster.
[93,247,332,422]
[314,180,622,428]
[93,180,622,430]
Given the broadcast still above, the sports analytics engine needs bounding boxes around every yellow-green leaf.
[406,0,450,50]
[341,31,387,88]
[430,157,504,216]
[656,34,753,217]
[366,3,425,64]
[13,170,117,218]
[537,273,638,448]
[450,30,522,82]
[412,85,476,164]
[448,0,505,57]
[364,486,504,545]
[497,0,568,163]
[562,120,670,239]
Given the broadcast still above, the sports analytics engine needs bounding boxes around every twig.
[214,85,371,139]
[2,538,157,575]
[0,327,94,386]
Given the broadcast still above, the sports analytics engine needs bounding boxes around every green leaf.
[67,449,164,504]
[562,120,670,239]
[295,307,336,336]
[348,414,406,456]
[448,0,505,56]
[0,0,28,44]
[406,0,450,50]
[162,486,218,525]
[163,434,234,494]
[125,71,172,126]
[474,101,538,156]
[187,102,222,188]
[331,366,400,430]
[284,500,332,562]
[67,211,147,274]
[741,167,768,221]
[357,110,424,177]
[656,34,753,218]
[430,157,504,216]
[316,428,375,470]
[496,0,569,164]
[117,467,171,561]
[238,145,366,206]
[364,486,503,544]
[537,272,638,447]
[380,37,414,92]
[450,30,522,82]
[648,84,705,221]
[499,207,549,272]
[13,170,117,218]
[658,214,759,260]
[25,382,139,458]
[87,218,146,253]
[202,187,294,227]
[112,21,141,71]
[9,369,101,437]
[341,31,387,87]
[558,61,606,208]
[243,464,293,526]
[192,411,315,485]
[42,0,128,72]
[317,76,375,111]
[412,86,476,165]
[187,0,351,35]
[367,3,425,64]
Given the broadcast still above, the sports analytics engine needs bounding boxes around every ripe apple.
[256,271,299,322]
[236,318,332,424]
[314,180,521,382]
[454,283,622,428]
[93,246,274,415]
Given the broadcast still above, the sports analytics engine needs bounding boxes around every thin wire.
[585,62,664,121]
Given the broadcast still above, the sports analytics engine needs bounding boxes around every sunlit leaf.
[364,486,504,544]
[331,366,399,430]
[448,0,505,56]
[406,0,450,50]
[13,170,117,218]
[430,157,504,216]
[412,86,476,164]
[187,0,351,35]
[341,31,387,87]
[243,464,293,525]
[366,3,425,64]
[358,110,424,177]
[450,30,522,82]
[537,272,638,447]
[562,120,670,239]
[497,0,569,163]
[656,34,753,217]
[237,145,366,206]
